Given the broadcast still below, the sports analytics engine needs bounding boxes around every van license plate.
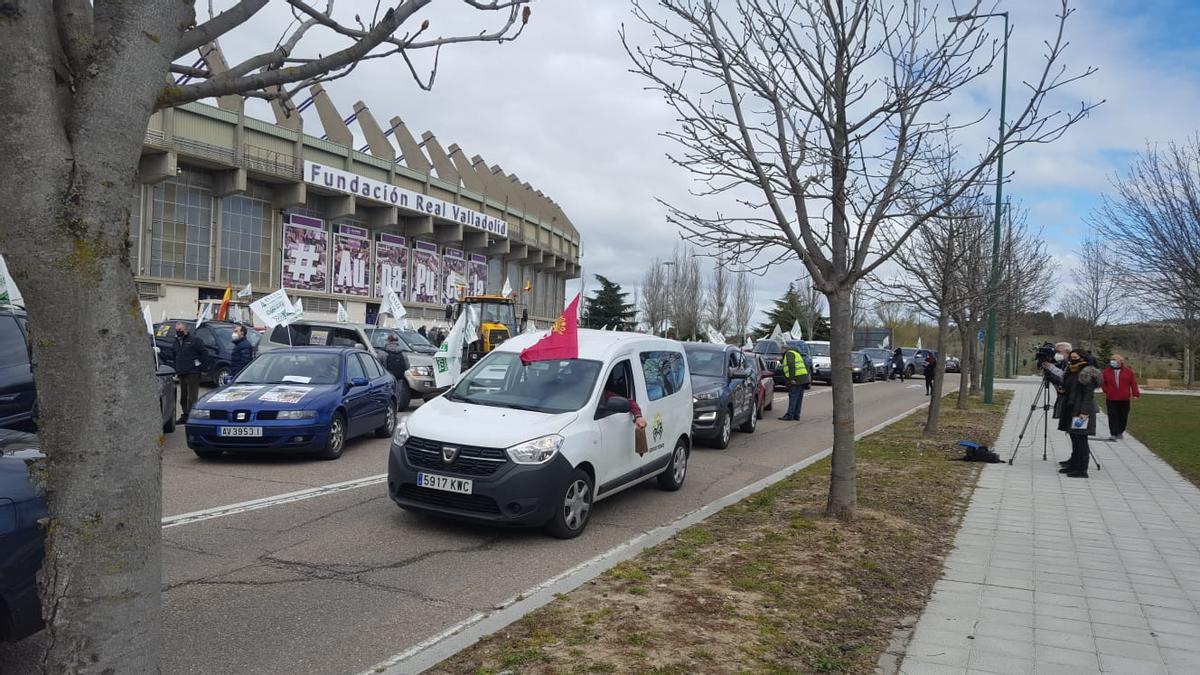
[219,426,262,437]
[416,473,473,495]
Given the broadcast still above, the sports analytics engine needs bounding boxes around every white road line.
[362,399,936,675]
[161,474,387,529]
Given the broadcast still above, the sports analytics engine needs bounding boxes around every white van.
[387,330,692,538]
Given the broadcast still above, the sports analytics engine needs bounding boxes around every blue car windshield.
[447,352,602,414]
[685,349,726,377]
[235,352,342,385]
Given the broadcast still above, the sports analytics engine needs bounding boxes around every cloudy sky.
[220,0,1200,326]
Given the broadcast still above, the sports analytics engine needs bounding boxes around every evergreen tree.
[754,283,830,340]
[584,274,637,330]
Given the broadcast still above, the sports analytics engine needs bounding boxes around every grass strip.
[432,391,1012,675]
[1099,393,1200,486]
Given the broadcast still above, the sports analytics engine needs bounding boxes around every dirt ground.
[433,392,1012,675]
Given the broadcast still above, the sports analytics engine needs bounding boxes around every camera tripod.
[1007,372,1101,471]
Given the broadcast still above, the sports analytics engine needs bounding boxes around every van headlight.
[507,434,563,465]
[393,419,410,445]
[693,391,719,403]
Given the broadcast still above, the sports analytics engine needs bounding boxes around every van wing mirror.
[605,396,632,414]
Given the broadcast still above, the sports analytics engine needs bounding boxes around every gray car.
[260,320,443,408]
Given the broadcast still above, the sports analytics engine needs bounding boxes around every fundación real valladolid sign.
[304,161,508,238]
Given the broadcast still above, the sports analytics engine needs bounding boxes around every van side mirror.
[605,396,632,414]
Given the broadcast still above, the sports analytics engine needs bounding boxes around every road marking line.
[161,474,387,529]
[361,399,936,675]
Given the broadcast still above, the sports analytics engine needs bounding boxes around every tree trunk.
[968,326,982,394]
[957,327,971,410]
[825,287,856,520]
[0,3,186,669]
[924,308,951,436]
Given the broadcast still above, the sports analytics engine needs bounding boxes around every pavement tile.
[1035,603,1090,622]
[1090,621,1156,645]
[1148,616,1200,636]
[901,644,970,668]
[1095,636,1166,660]
[1033,627,1095,652]
[1154,631,1200,654]
[1033,643,1100,669]
[967,650,1035,674]
[1034,615,1093,636]
[1097,653,1168,674]
[972,622,1034,643]
[898,659,968,674]
[1161,647,1200,671]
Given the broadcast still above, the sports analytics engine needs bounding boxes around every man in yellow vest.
[779,343,810,421]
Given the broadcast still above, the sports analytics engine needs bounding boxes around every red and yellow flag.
[216,283,233,321]
[523,280,533,293]
[520,294,579,364]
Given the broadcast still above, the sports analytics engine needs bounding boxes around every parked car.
[0,429,46,643]
[388,330,692,539]
[851,351,877,383]
[911,349,938,377]
[945,355,961,373]
[263,321,441,406]
[154,320,260,386]
[156,363,179,433]
[745,352,774,419]
[752,340,784,385]
[365,327,437,356]
[806,340,832,383]
[684,343,757,448]
[861,348,892,380]
[186,347,397,460]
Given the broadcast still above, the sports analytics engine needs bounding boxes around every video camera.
[1032,342,1056,369]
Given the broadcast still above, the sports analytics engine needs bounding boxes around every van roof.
[496,329,680,361]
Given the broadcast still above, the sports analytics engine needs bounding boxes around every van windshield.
[446,352,602,414]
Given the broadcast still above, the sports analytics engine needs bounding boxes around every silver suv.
[259,321,442,409]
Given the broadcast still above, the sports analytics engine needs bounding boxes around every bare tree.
[708,259,733,335]
[732,271,755,341]
[668,246,704,340]
[640,261,671,335]
[1062,235,1125,343]
[0,1,530,669]
[625,0,1096,517]
[797,281,826,340]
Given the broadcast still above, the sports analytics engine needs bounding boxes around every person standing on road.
[174,323,204,423]
[382,334,410,382]
[890,348,906,382]
[922,352,937,396]
[778,344,809,421]
[229,325,254,379]
[1101,353,1140,440]
[1046,349,1101,478]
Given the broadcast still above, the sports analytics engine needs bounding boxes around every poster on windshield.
[260,385,314,404]
[410,240,440,304]
[332,224,370,297]
[442,247,466,305]
[374,233,408,299]
[468,254,488,297]
[282,214,328,292]
[208,385,263,403]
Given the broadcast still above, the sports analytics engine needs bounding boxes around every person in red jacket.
[1101,353,1140,440]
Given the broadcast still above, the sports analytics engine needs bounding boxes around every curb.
[361,399,934,675]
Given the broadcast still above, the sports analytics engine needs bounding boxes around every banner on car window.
[410,240,440,304]
[332,224,370,297]
[374,233,408,300]
[468,254,488,297]
[282,214,328,292]
[442,247,466,305]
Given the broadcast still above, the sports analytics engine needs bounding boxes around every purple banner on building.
[442,247,466,305]
[410,240,440,304]
[282,214,328,292]
[468,254,488,297]
[332,224,370,297]
[374,233,408,299]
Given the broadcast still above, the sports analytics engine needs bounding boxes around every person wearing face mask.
[174,323,205,423]
[1101,353,1140,440]
[1040,341,1072,420]
[1048,350,1102,477]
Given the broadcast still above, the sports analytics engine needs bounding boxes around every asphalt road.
[1,378,939,673]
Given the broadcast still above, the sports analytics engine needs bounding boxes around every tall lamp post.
[662,260,675,338]
[949,10,1008,404]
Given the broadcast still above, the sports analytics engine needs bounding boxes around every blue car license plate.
[219,426,263,437]
[416,472,473,495]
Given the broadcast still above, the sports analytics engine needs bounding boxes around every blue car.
[0,430,46,642]
[683,343,758,449]
[186,347,397,460]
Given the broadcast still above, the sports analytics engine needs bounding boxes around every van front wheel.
[658,439,688,491]
[545,469,594,539]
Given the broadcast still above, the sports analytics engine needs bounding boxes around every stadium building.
[134,81,580,328]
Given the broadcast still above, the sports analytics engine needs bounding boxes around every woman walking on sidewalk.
[1053,350,1102,478]
[1101,354,1140,440]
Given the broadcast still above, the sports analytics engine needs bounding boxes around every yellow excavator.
[454,294,521,365]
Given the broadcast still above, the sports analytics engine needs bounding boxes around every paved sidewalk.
[899,382,1200,674]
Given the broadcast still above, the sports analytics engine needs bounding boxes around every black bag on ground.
[957,441,1002,463]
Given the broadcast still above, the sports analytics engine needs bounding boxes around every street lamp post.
[662,260,675,338]
[949,10,1008,404]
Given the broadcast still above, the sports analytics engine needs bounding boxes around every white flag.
[0,255,21,305]
[705,324,725,345]
[769,324,783,341]
[141,305,154,335]
[916,336,923,350]
[464,304,480,345]
[880,335,890,349]
[237,283,252,299]
[744,336,754,349]
[383,286,407,319]
[249,288,295,329]
[433,310,470,388]
[501,276,513,298]
[196,302,212,328]
[292,297,304,319]
[789,320,803,340]
[336,302,349,324]
[523,319,540,335]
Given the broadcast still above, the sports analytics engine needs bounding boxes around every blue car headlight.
[190,409,211,419]
[277,410,318,420]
